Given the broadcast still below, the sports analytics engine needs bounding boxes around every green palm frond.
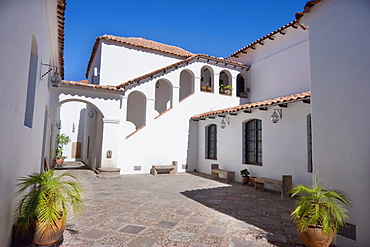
[14,170,83,238]
[290,182,350,235]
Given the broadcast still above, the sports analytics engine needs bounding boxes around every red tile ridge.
[228,21,299,59]
[86,35,195,78]
[57,0,66,78]
[191,91,311,120]
[295,0,322,24]
[116,54,249,89]
[61,80,124,93]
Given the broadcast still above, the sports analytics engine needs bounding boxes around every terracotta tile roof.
[116,54,250,89]
[86,35,195,78]
[57,0,66,78]
[61,80,124,93]
[191,91,311,120]
[295,0,322,22]
[228,21,299,59]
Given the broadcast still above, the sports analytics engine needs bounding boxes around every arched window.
[24,35,38,128]
[206,124,217,159]
[219,70,231,95]
[200,66,213,92]
[244,119,262,165]
[236,74,246,97]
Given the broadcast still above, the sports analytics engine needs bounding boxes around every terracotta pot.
[33,217,66,246]
[242,176,250,186]
[299,226,335,247]
[55,158,64,166]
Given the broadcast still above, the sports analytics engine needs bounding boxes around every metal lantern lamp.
[270,109,283,123]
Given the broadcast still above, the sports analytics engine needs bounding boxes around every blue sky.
[64,1,308,81]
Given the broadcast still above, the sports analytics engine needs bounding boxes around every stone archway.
[50,99,104,170]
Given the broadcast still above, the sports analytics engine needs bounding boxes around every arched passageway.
[155,79,172,114]
[179,70,194,101]
[127,91,147,129]
[50,99,104,171]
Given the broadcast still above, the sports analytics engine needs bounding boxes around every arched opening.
[237,74,247,98]
[155,79,172,114]
[219,70,232,95]
[24,35,38,128]
[179,70,194,101]
[200,66,213,92]
[127,91,146,129]
[50,99,104,170]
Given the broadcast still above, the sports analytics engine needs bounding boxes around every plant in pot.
[290,182,350,247]
[224,85,233,95]
[14,170,83,246]
[240,168,250,186]
[55,133,71,167]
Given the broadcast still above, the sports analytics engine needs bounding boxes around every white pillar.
[100,118,120,168]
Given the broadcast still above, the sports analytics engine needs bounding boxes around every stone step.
[97,167,121,179]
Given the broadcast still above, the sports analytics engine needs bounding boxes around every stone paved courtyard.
[57,169,304,247]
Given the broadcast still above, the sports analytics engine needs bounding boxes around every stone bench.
[152,161,178,175]
[97,167,121,179]
[211,164,235,183]
[254,175,292,198]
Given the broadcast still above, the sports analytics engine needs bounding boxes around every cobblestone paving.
[57,169,303,247]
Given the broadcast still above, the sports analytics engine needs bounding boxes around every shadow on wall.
[181,172,301,246]
[185,120,198,172]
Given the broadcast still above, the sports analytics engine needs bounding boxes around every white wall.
[232,26,310,102]
[96,40,185,85]
[117,61,246,174]
[302,0,370,246]
[196,102,312,186]
[0,0,60,244]
[51,86,122,170]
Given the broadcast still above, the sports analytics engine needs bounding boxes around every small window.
[206,124,217,159]
[244,119,262,165]
[307,114,313,173]
[24,35,38,128]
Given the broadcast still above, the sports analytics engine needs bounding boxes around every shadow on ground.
[181,172,302,246]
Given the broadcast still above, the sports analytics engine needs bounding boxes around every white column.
[214,72,220,95]
[100,118,120,168]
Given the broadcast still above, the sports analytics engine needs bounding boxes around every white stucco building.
[0,0,65,245]
[1,0,369,246]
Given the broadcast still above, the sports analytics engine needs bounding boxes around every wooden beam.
[303,99,311,104]
[259,107,267,111]
[229,112,237,116]
[243,109,252,113]
[279,30,286,35]
[278,104,288,108]
[268,36,275,40]
[208,115,215,119]
[218,113,225,117]
[250,46,256,50]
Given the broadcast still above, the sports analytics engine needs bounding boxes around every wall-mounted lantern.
[88,110,94,118]
[55,120,62,129]
[220,116,230,129]
[270,109,283,123]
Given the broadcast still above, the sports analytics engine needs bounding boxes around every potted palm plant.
[55,133,71,166]
[240,168,250,186]
[14,170,83,246]
[290,182,350,247]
